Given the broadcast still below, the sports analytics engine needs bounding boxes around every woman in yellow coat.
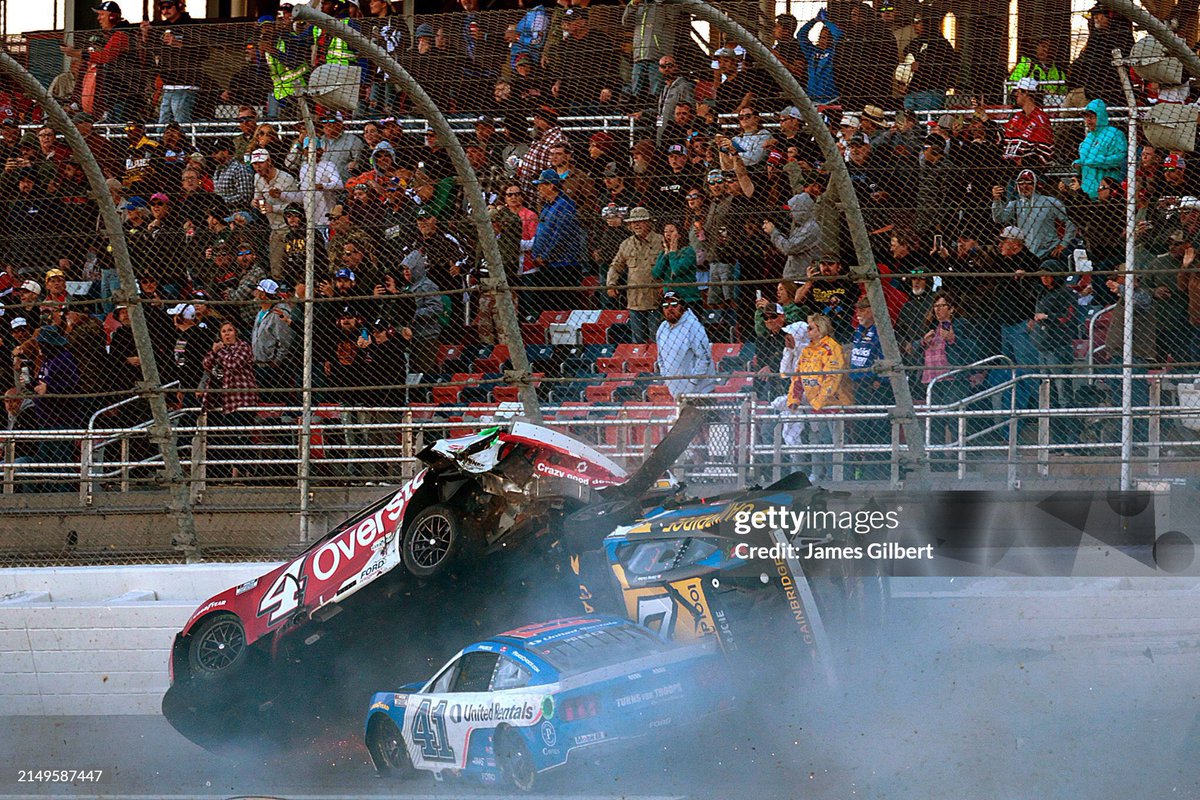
[787,314,854,481]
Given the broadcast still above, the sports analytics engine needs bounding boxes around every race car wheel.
[402,504,463,578]
[495,727,537,792]
[186,614,247,680]
[366,716,415,778]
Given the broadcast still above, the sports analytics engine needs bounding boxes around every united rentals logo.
[448,701,537,724]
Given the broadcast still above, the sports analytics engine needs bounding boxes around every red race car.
[168,422,631,687]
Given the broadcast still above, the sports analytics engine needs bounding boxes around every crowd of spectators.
[2,0,1199,486]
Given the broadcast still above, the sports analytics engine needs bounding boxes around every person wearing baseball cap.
[992,170,1075,260]
[1003,76,1054,169]
[655,290,717,399]
[250,276,293,396]
[166,296,213,412]
[530,155,590,316]
[653,145,700,219]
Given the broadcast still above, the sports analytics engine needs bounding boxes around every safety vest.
[313,26,354,66]
[266,38,309,101]
[1009,58,1068,94]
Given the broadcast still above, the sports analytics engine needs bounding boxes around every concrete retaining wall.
[0,565,272,715]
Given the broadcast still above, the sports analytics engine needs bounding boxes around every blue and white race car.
[363,615,731,790]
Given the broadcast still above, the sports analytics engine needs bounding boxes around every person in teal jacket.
[653,222,700,304]
[1075,98,1127,199]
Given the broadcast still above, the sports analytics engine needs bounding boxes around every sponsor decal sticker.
[540,720,557,747]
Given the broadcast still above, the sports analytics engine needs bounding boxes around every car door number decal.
[257,558,305,624]
[411,699,457,763]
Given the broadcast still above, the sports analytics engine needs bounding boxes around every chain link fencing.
[2,1,1200,564]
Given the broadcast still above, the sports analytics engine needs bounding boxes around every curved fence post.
[0,51,200,559]
[668,0,929,483]
[292,5,541,423]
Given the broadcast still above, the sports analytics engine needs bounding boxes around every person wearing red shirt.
[1003,77,1055,171]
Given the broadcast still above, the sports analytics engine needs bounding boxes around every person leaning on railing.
[200,320,257,481]
[917,291,981,470]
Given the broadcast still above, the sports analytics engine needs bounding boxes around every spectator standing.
[787,313,852,482]
[848,296,891,480]
[834,4,895,111]
[396,250,443,377]
[1009,37,1068,102]
[796,10,841,105]
[654,58,696,147]
[623,0,678,100]
[653,222,699,305]
[1003,78,1055,171]
[918,292,981,465]
[531,169,588,310]
[262,5,310,120]
[1075,99,1127,200]
[166,302,214,410]
[281,139,344,231]
[608,206,663,343]
[915,133,957,242]
[141,0,203,125]
[655,291,716,399]
[898,7,960,112]
[65,301,110,420]
[978,226,1043,409]
[502,184,539,280]
[764,192,820,281]
[1030,268,1077,409]
[551,8,620,114]
[317,111,365,183]
[201,321,258,480]
[1067,4,1134,108]
[30,325,81,492]
[250,149,300,280]
[251,278,294,400]
[60,1,142,124]
[991,171,1075,260]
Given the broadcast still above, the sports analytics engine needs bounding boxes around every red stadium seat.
[491,373,542,402]
[582,310,631,345]
[473,343,511,374]
[713,372,755,393]
[645,384,673,404]
[585,374,636,403]
[524,310,572,346]
[431,372,482,405]
[437,344,464,371]
[712,342,743,365]
[603,343,657,374]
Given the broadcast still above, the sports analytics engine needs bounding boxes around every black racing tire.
[402,504,464,578]
[366,715,415,778]
[185,613,247,680]
[495,726,537,792]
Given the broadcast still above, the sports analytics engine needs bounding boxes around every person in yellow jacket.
[787,314,853,482]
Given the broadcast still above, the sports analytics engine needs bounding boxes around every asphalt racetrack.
[2,580,1198,799]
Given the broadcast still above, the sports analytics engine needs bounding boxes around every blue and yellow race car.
[364,615,730,790]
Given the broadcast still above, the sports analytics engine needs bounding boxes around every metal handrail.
[1087,303,1119,376]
